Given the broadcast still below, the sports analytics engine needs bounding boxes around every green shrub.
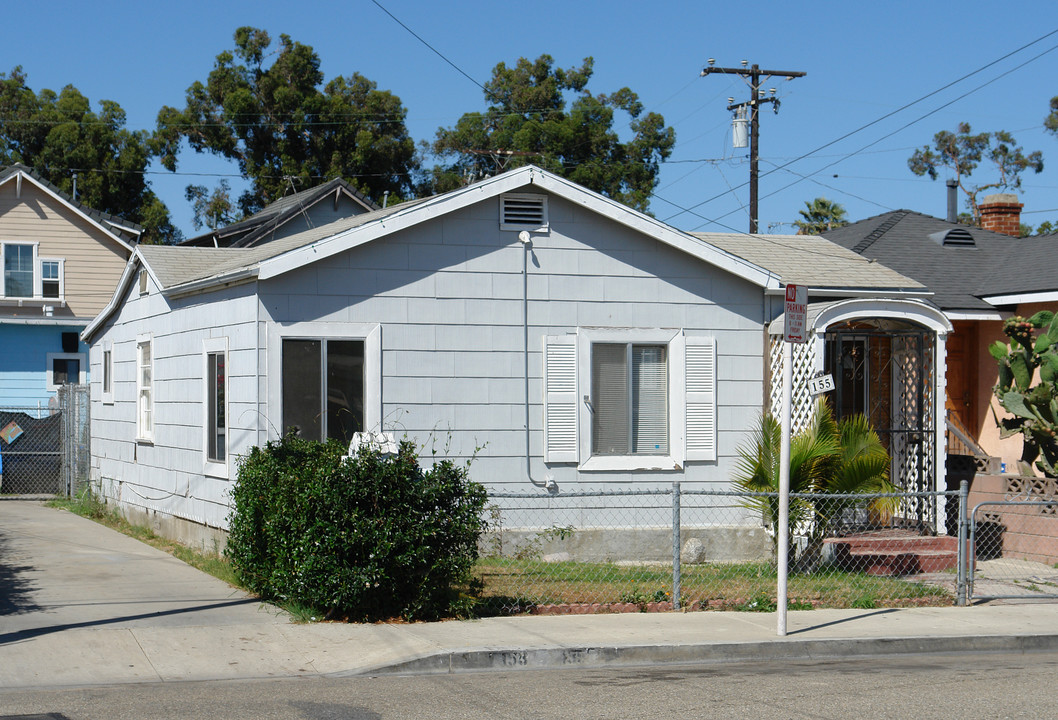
[225,433,487,622]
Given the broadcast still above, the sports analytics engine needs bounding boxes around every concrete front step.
[823,532,959,576]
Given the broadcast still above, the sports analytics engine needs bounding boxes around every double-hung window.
[2,243,34,297]
[203,338,227,475]
[136,335,153,442]
[591,343,668,456]
[1,244,64,300]
[270,323,381,448]
[41,259,61,299]
[544,329,716,471]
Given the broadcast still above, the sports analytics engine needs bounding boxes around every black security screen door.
[825,324,936,529]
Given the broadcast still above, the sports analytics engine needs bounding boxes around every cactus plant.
[989,310,1058,477]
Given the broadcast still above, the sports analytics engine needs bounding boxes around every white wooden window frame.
[45,352,86,391]
[266,322,382,442]
[576,328,685,471]
[544,330,717,469]
[101,340,114,404]
[1,242,37,299]
[202,337,228,478]
[38,257,64,300]
[136,333,154,443]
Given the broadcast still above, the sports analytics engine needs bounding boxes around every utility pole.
[701,60,805,233]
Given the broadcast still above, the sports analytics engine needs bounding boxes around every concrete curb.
[355,633,1058,676]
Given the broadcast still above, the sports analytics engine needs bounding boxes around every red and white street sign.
[783,284,808,344]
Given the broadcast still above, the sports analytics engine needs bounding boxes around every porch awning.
[767,298,951,337]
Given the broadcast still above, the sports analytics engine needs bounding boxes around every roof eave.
[163,267,260,300]
[979,290,1058,306]
[259,166,779,288]
[81,255,142,343]
[0,168,137,251]
[765,287,931,298]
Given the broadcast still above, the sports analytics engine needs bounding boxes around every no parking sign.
[783,284,807,344]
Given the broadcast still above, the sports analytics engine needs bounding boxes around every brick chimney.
[978,193,1023,237]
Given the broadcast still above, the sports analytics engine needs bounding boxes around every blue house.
[0,165,140,410]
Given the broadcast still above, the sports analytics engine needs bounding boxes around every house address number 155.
[808,374,835,395]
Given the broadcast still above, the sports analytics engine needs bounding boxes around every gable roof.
[822,209,1058,314]
[85,166,788,341]
[179,177,379,248]
[690,232,925,295]
[127,166,783,296]
[0,164,141,248]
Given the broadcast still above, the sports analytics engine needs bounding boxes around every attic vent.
[501,193,548,231]
[929,228,976,248]
[139,270,148,295]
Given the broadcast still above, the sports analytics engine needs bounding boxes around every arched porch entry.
[768,299,952,531]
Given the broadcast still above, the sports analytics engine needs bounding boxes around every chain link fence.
[0,384,89,497]
[478,486,960,614]
[965,473,1058,601]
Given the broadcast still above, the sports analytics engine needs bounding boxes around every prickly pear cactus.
[989,310,1058,477]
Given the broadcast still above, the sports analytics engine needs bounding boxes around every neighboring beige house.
[0,164,140,407]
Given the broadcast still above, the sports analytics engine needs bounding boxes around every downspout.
[520,230,555,491]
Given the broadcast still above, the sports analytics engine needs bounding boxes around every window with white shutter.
[544,335,578,463]
[543,329,716,470]
[685,336,717,461]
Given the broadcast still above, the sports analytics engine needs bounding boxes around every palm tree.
[733,399,898,570]
[793,197,848,235]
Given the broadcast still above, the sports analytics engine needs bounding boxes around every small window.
[102,342,114,404]
[139,270,149,295]
[41,260,61,299]
[46,352,85,391]
[137,336,153,442]
[205,343,227,467]
[500,193,548,231]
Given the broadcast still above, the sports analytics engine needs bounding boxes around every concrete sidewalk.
[2,500,1058,690]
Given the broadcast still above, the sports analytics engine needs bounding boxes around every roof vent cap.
[929,228,975,248]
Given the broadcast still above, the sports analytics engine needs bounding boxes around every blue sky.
[5,0,1058,238]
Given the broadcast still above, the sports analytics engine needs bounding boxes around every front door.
[825,324,936,529]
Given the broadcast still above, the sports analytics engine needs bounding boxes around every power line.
[700,60,806,233]
[368,0,488,95]
[741,38,1058,221]
[664,27,1058,225]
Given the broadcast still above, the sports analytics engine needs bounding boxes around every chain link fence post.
[956,479,969,606]
[672,480,681,610]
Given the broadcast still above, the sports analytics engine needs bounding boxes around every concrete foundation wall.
[482,526,771,564]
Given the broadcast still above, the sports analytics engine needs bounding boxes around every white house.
[82,166,941,551]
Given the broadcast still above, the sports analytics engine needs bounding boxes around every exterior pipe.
[520,232,552,491]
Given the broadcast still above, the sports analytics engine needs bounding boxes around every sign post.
[778,284,806,637]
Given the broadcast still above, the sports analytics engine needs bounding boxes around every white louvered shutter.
[544,335,578,463]
[685,336,716,461]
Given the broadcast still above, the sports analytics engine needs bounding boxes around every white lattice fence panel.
[768,336,816,433]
